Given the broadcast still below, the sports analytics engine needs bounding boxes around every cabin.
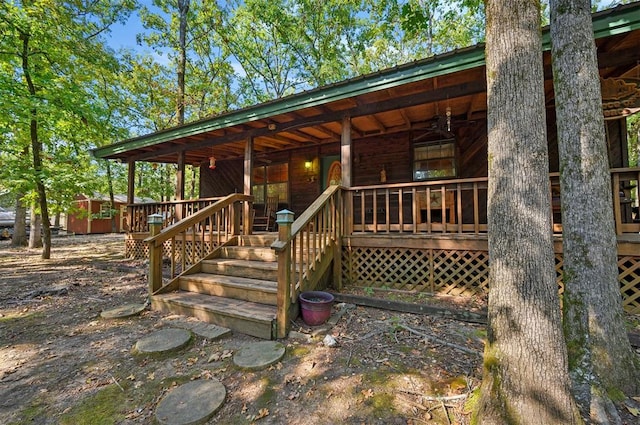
[66,194,156,235]
[94,4,640,339]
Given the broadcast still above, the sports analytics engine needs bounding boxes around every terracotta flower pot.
[299,291,334,326]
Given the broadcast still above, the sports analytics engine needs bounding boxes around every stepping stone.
[233,341,285,370]
[134,328,192,355]
[188,322,231,340]
[100,303,146,319]
[155,379,226,425]
[161,318,231,341]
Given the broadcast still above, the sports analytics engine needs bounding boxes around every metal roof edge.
[93,1,640,160]
[93,45,487,159]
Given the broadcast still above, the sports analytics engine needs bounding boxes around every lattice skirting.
[125,235,216,265]
[342,246,640,314]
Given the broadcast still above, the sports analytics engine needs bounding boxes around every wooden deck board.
[182,273,277,292]
[154,292,276,322]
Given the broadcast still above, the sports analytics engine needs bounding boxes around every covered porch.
[93,4,640,336]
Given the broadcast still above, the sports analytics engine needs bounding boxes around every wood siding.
[198,115,628,219]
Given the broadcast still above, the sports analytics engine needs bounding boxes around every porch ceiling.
[93,3,640,167]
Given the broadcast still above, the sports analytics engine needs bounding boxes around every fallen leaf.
[256,408,269,419]
[625,405,640,417]
[361,388,374,400]
[126,374,135,381]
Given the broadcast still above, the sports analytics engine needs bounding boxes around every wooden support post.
[127,161,136,206]
[332,193,343,291]
[341,115,353,235]
[231,201,241,235]
[244,137,254,235]
[176,151,185,220]
[147,213,164,295]
[273,209,294,339]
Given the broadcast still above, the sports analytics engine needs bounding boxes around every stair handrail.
[146,193,253,294]
[272,184,343,338]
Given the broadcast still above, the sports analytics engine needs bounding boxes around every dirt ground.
[0,234,636,425]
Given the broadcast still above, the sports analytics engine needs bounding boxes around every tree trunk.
[549,0,640,420]
[11,193,28,247]
[29,209,42,249]
[21,32,50,259]
[106,160,117,233]
[474,1,581,424]
[177,0,189,126]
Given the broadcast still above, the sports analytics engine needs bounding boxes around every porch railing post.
[147,213,164,295]
[332,191,343,291]
[273,209,294,339]
[231,200,241,236]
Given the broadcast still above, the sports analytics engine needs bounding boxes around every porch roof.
[93,3,640,166]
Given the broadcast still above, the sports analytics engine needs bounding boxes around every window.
[252,163,288,204]
[99,202,113,218]
[413,139,456,180]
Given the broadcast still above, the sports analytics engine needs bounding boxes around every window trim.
[251,162,289,205]
[412,137,457,181]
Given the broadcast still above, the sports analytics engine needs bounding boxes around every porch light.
[446,106,452,132]
[209,155,216,169]
[304,159,316,182]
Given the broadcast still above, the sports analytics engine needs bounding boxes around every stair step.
[201,258,278,281]
[220,246,277,262]
[179,273,277,305]
[151,292,276,340]
[239,234,278,247]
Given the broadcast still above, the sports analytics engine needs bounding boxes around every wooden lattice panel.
[343,247,429,291]
[555,254,564,296]
[126,238,148,259]
[342,247,489,297]
[618,256,640,314]
[432,250,490,296]
[342,244,639,313]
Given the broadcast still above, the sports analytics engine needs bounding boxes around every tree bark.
[11,192,28,247]
[474,1,581,423]
[21,31,50,259]
[549,0,640,420]
[105,160,117,233]
[177,0,189,126]
[28,209,42,249]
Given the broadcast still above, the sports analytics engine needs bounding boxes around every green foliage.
[0,0,136,237]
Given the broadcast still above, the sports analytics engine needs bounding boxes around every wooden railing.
[127,197,224,233]
[145,194,253,294]
[611,167,640,235]
[271,185,343,338]
[345,178,489,234]
[344,167,640,235]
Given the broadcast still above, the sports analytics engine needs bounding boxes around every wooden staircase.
[151,234,279,339]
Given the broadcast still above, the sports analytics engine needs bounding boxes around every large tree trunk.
[474,1,581,424]
[549,0,640,421]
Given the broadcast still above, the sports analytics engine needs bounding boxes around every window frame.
[251,162,289,205]
[412,137,457,181]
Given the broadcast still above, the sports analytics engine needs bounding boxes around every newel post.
[147,213,163,295]
[273,209,294,339]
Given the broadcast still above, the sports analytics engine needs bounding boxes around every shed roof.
[93,3,640,166]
